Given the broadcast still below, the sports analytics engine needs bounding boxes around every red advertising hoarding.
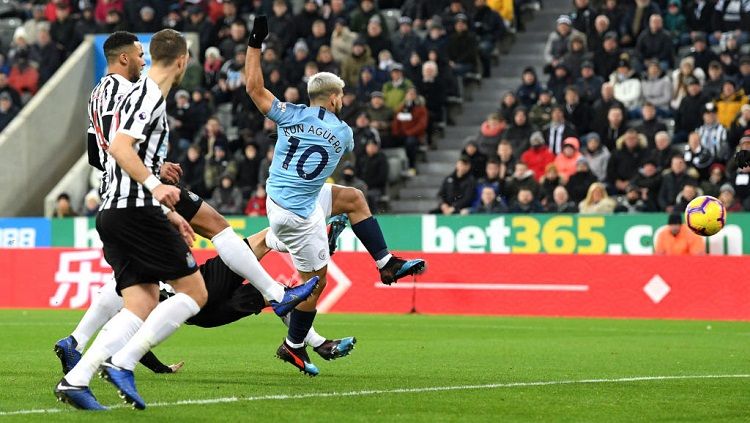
[0,248,748,320]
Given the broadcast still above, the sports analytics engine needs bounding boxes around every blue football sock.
[351,216,389,261]
[287,309,317,345]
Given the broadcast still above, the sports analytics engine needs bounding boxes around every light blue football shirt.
[265,98,354,218]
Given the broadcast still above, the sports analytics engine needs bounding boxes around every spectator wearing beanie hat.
[581,132,610,181]
[566,157,598,204]
[521,131,555,180]
[718,183,743,212]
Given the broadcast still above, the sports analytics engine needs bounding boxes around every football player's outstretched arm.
[245,15,274,115]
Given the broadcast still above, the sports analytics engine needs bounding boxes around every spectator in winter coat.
[499,91,520,123]
[244,184,267,216]
[671,57,706,110]
[391,17,420,64]
[391,87,428,172]
[495,140,516,179]
[350,0,388,36]
[509,188,544,213]
[180,145,208,198]
[615,184,648,213]
[463,140,489,180]
[700,163,728,198]
[641,60,673,115]
[591,83,625,138]
[521,131,555,180]
[659,154,698,211]
[0,91,17,131]
[697,103,730,162]
[383,63,414,111]
[338,162,368,196]
[684,131,715,180]
[576,61,604,105]
[235,143,262,200]
[504,162,540,199]
[609,58,642,112]
[210,175,243,216]
[649,131,680,172]
[204,145,238,193]
[607,129,648,194]
[547,185,579,213]
[554,137,583,182]
[593,31,622,79]
[703,61,727,101]
[566,158,599,204]
[366,91,395,147]
[470,186,508,214]
[632,159,663,210]
[516,67,542,108]
[664,0,688,46]
[619,0,661,47]
[331,18,358,63]
[356,139,390,212]
[543,15,582,65]
[581,132,611,181]
[578,182,616,214]
[543,105,576,155]
[716,80,749,128]
[562,35,588,80]
[341,38,374,88]
[635,14,674,68]
[476,113,507,156]
[636,102,668,148]
[7,49,38,99]
[433,156,477,215]
[504,106,535,156]
[529,89,556,128]
[539,164,563,206]
[599,105,627,152]
[547,63,574,104]
[446,14,479,77]
[674,77,709,143]
[563,86,591,134]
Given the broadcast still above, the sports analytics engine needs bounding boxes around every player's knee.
[346,187,368,213]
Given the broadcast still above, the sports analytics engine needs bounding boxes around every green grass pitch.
[0,310,748,421]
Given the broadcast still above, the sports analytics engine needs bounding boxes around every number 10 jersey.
[265,98,354,219]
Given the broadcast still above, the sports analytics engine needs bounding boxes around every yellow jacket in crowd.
[488,0,514,22]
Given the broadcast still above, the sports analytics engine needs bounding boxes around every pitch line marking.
[375,282,590,292]
[1,374,748,416]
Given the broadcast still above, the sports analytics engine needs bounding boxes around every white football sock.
[71,279,123,352]
[111,293,200,371]
[64,309,142,386]
[265,229,289,253]
[305,327,326,348]
[279,315,325,348]
[376,253,393,269]
[212,227,284,302]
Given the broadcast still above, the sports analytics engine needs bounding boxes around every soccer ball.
[684,195,726,236]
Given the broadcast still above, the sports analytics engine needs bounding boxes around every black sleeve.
[139,350,173,374]
[87,132,104,171]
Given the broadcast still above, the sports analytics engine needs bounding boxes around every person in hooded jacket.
[566,157,599,204]
[516,66,542,108]
[521,131,555,180]
[580,132,610,181]
[554,136,583,182]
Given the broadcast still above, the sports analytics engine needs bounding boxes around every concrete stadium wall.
[0,38,93,217]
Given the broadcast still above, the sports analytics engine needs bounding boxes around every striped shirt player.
[100,76,169,210]
[88,73,132,196]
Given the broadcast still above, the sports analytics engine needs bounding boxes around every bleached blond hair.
[307,72,345,102]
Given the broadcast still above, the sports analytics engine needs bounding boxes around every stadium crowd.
[24,0,750,218]
[433,0,750,216]
[28,0,522,216]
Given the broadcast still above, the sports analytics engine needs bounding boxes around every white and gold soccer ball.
[684,195,726,237]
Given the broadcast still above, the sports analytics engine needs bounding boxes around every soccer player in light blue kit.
[245,16,425,375]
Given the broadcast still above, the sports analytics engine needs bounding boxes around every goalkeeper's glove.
[247,15,268,49]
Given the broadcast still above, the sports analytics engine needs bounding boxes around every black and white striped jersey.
[100,76,169,210]
[88,73,132,195]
